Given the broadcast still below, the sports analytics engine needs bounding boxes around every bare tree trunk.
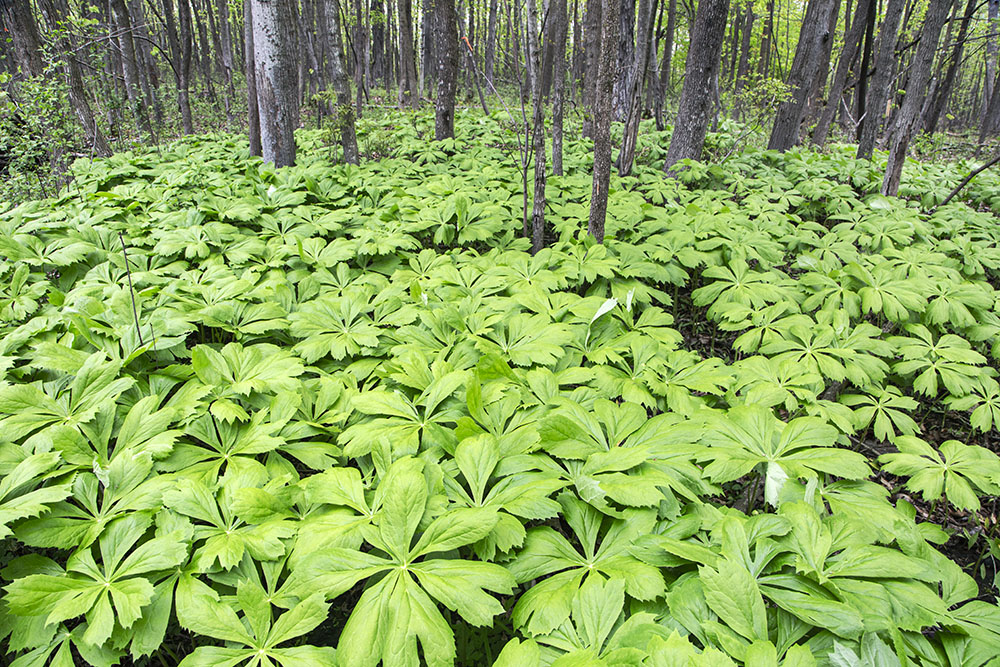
[422,0,435,96]
[582,0,603,136]
[758,0,774,79]
[191,0,219,105]
[663,0,730,171]
[856,0,905,158]
[0,0,44,78]
[485,0,499,84]
[397,0,419,105]
[321,0,360,162]
[245,0,262,155]
[813,0,870,145]
[372,0,387,88]
[128,0,163,123]
[734,3,753,102]
[435,0,459,138]
[573,0,584,96]
[217,0,237,121]
[253,0,300,166]
[175,0,195,133]
[612,0,635,119]
[527,0,548,253]
[881,0,950,195]
[807,0,841,119]
[587,0,621,242]
[986,0,999,116]
[553,0,568,175]
[540,0,556,98]
[110,0,154,139]
[617,0,658,175]
[653,0,675,130]
[923,0,975,134]
[644,0,663,109]
[767,0,837,151]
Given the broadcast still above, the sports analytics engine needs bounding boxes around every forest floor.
[3,109,1000,664]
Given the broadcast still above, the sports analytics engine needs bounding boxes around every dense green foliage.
[2,111,1000,666]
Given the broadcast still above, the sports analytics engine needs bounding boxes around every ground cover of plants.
[3,110,1000,666]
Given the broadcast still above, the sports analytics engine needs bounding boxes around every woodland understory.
[3,109,1000,665]
[6,0,1000,662]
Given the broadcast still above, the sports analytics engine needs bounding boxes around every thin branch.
[931,152,1000,211]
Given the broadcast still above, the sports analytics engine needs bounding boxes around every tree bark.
[767,0,837,151]
[245,0,262,155]
[612,0,636,119]
[217,0,237,119]
[813,0,871,145]
[528,0,548,253]
[922,0,975,134]
[354,0,367,115]
[540,0,556,98]
[252,0,300,166]
[485,0,499,84]
[807,0,841,119]
[663,0,730,172]
[587,0,621,242]
[191,0,219,104]
[881,0,950,195]
[553,0,568,175]
[435,0,459,139]
[582,0,603,136]
[422,0,435,96]
[653,0,675,129]
[758,0,774,79]
[128,0,162,121]
[856,0,906,159]
[179,0,196,133]
[110,0,154,139]
[0,0,44,78]
[322,0,360,162]
[397,0,419,106]
[986,0,999,116]
[617,0,658,176]
[734,3,754,99]
[372,0,387,88]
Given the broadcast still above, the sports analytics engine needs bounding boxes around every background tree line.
[2,0,1000,238]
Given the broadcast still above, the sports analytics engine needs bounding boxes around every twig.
[118,232,145,347]
[931,152,1000,211]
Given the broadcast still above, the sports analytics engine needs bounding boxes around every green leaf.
[699,559,768,642]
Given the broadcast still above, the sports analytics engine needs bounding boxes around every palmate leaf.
[0,451,72,540]
[0,351,134,441]
[698,406,870,506]
[889,324,990,397]
[443,434,564,560]
[5,512,187,648]
[289,295,382,363]
[510,494,664,635]
[840,386,919,442]
[176,576,336,667]
[284,457,515,667]
[339,368,466,458]
[0,264,48,322]
[474,313,572,367]
[946,376,1000,432]
[162,465,296,571]
[15,450,171,551]
[880,436,1000,511]
[191,342,305,399]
